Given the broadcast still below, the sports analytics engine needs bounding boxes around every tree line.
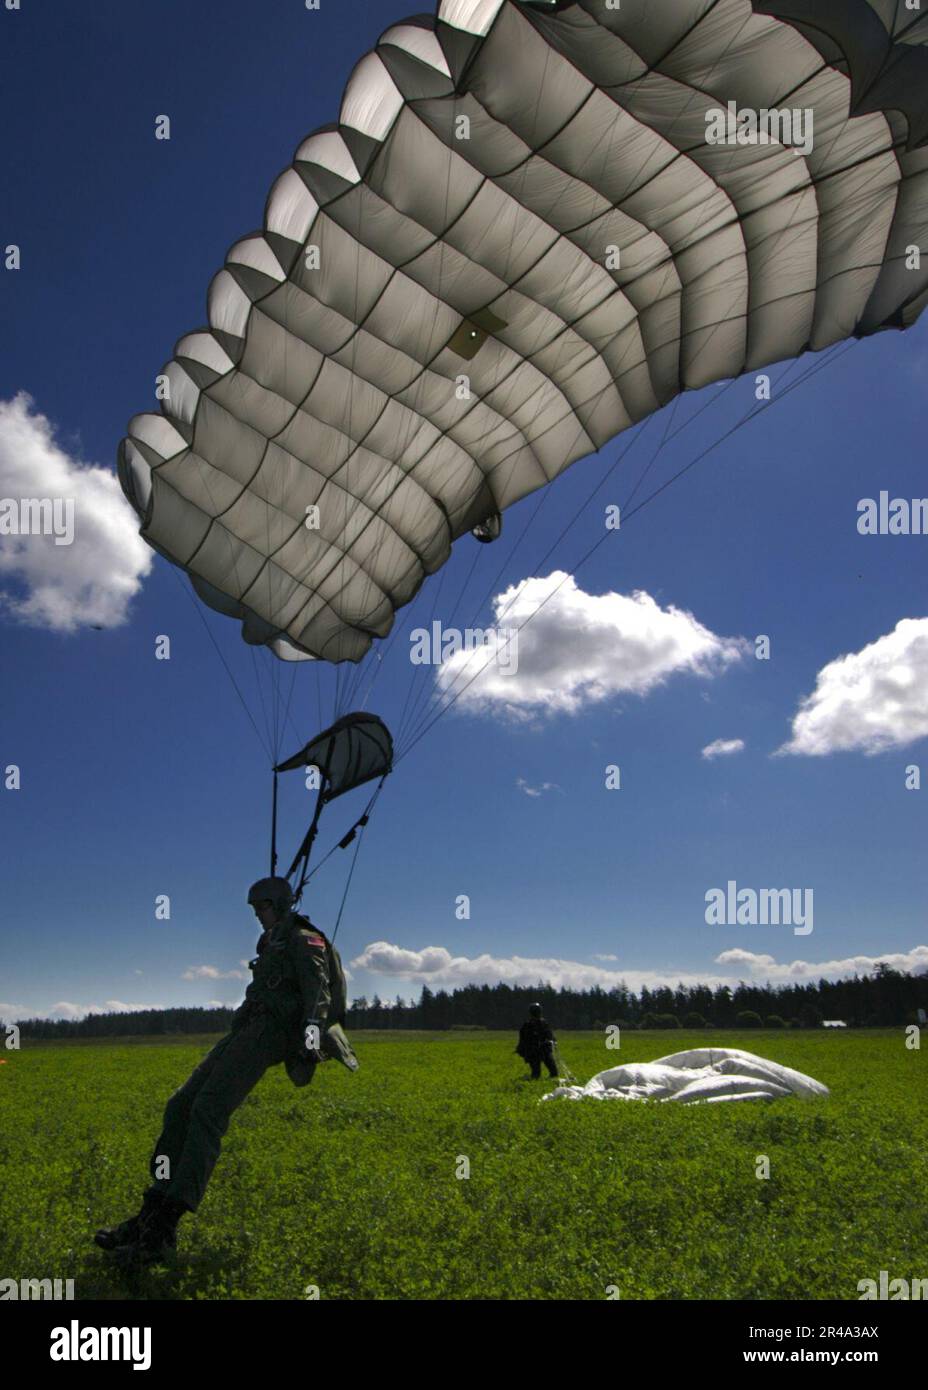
[11,963,925,1038]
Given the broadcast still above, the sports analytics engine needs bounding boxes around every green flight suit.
[147,913,353,1212]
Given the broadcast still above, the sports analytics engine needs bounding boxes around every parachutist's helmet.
[247,877,294,916]
[529,1003,542,1018]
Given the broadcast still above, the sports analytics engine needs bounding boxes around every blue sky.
[1,0,926,1023]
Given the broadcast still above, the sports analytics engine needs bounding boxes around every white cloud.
[516,777,559,798]
[182,965,248,981]
[592,953,618,962]
[45,1002,84,1020]
[352,940,928,992]
[702,737,745,760]
[47,1000,162,1019]
[0,1002,27,1023]
[780,619,928,756]
[716,946,928,982]
[353,942,740,993]
[437,572,747,717]
[0,393,151,632]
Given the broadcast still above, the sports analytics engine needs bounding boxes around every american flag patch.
[302,932,326,949]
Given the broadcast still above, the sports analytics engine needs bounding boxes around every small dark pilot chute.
[276,711,393,792]
[272,712,393,898]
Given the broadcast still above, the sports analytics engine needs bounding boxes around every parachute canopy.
[275,711,393,800]
[119,0,928,664]
[542,1047,830,1104]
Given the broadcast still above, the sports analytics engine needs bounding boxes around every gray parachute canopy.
[118,0,928,665]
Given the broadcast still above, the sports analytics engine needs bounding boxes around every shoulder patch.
[299,931,327,950]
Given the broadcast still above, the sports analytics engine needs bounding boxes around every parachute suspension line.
[354,649,384,713]
[623,386,716,513]
[329,778,385,946]
[613,392,684,524]
[250,646,274,756]
[267,647,282,766]
[278,659,299,763]
[333,655,344,726]
[165,501,321,809]
[286,781,327,903]
[395,341,856,765]
[167,566,271,760]
[270,770,279,878]
[339,556,424,726]
[620,342,855,526]
[394,554,461,750]
[271,648,283,763]
[331,819,367,946]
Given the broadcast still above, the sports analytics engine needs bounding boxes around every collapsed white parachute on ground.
[542,1048,830,1104]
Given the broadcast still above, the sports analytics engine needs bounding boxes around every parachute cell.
[118,0,928,664]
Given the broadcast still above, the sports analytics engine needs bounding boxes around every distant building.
[823,1020,847,1028]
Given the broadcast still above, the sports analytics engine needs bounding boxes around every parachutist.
[515,1003,559,1080]
[94,876,357,1266]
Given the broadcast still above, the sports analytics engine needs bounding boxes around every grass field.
[1,1029,925,1300]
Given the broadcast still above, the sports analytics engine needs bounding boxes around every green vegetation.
[1,1030,924,1300]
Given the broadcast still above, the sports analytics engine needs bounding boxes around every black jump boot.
[113,1194,188,1269]
[94,1190,165,1252]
